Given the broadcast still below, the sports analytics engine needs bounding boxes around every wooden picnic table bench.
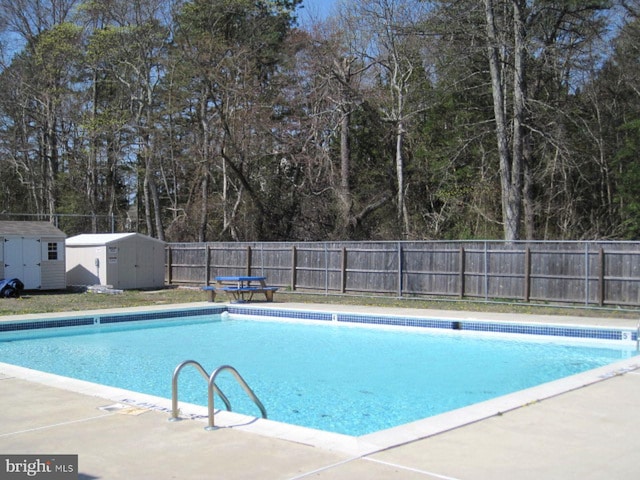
[202,276,278,303]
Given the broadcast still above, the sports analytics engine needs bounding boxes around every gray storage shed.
[66,233,166,289]
[0,221,67,290]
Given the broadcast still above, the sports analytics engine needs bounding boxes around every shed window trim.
[42,241,63,261]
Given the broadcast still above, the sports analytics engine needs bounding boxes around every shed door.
[116,243,137,289]
[136,240,156,288]
[4,237,42,289]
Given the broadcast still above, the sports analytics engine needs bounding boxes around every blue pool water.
[0,315,636,436]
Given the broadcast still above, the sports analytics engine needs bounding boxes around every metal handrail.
[207,365,267,430]
[169,360,231,421]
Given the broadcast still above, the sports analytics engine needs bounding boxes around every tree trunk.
[510,0,526,239]
[523,145,535,240]
[339,102,352,233]
[198,173,208,242]
[43,98,58,219]
[88,69,99,233]
[198,94,210,243]
[143,166,154,237]
[150,178,164,241]
[484,0,524,241]
[334,57,356,238]
[395,119,409,236]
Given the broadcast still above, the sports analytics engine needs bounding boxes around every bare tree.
[346,0,429,237]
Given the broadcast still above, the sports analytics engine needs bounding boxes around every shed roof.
[66,233,165,246]
[0,221,66,237]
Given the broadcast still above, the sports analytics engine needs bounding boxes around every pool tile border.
[228,306,639,343]
[0,306,226,332]
[0,316,95,332]
[0,304,637,344]
[99,307,226,324]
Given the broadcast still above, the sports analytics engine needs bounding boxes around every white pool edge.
[2,356,639,456]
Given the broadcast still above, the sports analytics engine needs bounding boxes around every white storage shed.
[66,233,166,289]
[0,221,67,290]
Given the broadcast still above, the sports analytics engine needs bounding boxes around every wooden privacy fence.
[165,241,640,307]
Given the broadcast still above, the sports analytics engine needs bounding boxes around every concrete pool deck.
[1,302,640,479]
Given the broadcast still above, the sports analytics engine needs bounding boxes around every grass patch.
[0,286,638,319]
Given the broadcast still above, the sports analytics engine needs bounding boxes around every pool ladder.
[169,360,267,430]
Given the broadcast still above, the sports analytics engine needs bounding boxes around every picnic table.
[202,276,278,303]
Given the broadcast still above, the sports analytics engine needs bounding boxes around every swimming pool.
[1,305,638,439]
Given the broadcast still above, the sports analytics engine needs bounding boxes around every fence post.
[291,246,297,291]
[341,247,347,293]
[459,246,465,299]
[166,246,172,285]
[324,243,329,294]
[246,246,252,276]
[524,247,531,302]
[205,244,211,285]
[598,247,605,307]
[483,241,489,300]
[397,242,403,297]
